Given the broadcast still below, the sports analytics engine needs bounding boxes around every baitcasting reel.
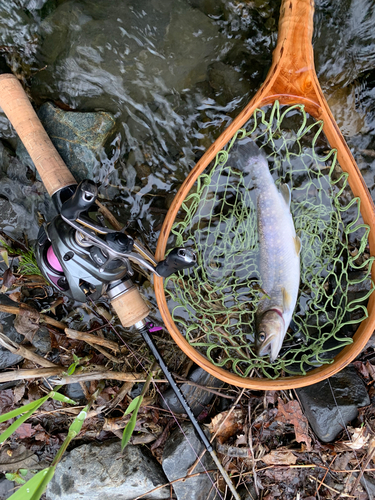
[35,179,196,304]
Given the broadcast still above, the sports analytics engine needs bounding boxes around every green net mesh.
[164,101,374,379]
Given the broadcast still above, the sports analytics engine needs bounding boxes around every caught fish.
[229,138,301,362]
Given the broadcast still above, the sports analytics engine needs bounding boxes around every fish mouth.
[257,334,283,363]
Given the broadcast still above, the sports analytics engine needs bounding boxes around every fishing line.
[327,377,371,497]
[89,301,226,500]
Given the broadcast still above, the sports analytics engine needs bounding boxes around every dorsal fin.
[279,183,291,207]
[294,235,302,255]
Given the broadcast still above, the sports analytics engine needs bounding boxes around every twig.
[0,367,162,384]
[173,375,235,400]
[0,304,66,329]
[248,400,259,497]
[64,328,119,352]
[50,371,151,385]
[85,341,119,363]
[0,332,58,368]
[308,475,356,498]
[104,381,134,414]
[350,436,375,496]
[0,367,63,382]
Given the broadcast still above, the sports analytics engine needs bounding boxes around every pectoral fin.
[282,287,292,310]
[294,235,302,255]
[279,183,291,207]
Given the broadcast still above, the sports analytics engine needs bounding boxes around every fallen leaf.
[335,426,370,451]
[209,409,244,444]
[276,398,312,451]
[265,390,278,405]
[261,449,297,465]
[13,383,26,404]
[353,361,370,379]
[14,423,36,439]
[0,389,15,415]
[365,361,375,381]
[14,303,40,341]
[1,268,16,292]
[0,445,39,472]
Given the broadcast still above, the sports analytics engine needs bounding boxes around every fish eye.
[258,331,266,342]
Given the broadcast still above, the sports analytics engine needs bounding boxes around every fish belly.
[257,186,300,326]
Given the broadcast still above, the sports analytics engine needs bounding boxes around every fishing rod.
[0,68,240,498]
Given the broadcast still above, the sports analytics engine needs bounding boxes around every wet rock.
[326,85,366,136]
[0,474,14,499]
[17,102,115,182]
[0,198,40,242]
[208,62,251,103]
[31,326,51,354]
[64,383,87,402]
[161,366,224,417]
[315,0,375,87]
[46,440,170,500]
[238,484,258,500]
[296,365,370,442]
[32,0,227,113]
[162,422,217,500]
[0,315,24,369]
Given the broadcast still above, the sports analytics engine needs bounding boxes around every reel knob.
[155,247,196,278]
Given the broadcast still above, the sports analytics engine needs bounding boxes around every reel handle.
[0,74,76,196]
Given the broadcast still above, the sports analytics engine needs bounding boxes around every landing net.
[164,102,374,379]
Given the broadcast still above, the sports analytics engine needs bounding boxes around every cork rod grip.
[111,286,149,328]
[0,74,76,196]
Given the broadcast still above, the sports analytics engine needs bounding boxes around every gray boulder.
[46,440,170,500]
[16,102,115,182]
[296,365,370,442]
[162,422,218,500]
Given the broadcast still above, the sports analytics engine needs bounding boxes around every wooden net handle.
[0,74,76,196]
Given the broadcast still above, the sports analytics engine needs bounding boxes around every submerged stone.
[296,365,370,442]
[46,440,170,500]
[31,0,227,113]
[162,422,218,500]
[16,102,115,181]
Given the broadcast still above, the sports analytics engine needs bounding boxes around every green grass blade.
[121,396,143,451]
[7,468,52,500]
[0,396,48,423]
[0,394,50,445]
[50,392,77,405]
[124,395,142,416]
[68,407,87,437]
[30,466,56,500]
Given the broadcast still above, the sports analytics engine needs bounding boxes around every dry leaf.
[14,303,40,341]
[13,383,26,404]
[15,423,36,439]
[209,409,244,444]
[276,398,312,451]
[365,361,375,381]
[1,268,16,292]
[261,449,297,465]
[335,426,369,451]
[353,360,370,378]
